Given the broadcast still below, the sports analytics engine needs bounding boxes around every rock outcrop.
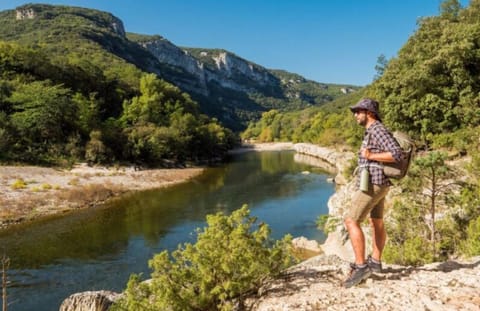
[245,254,480,311]
[140,38,208,95]
[15,8,35,20]
[141,39,280,97]
[59,291,121,311]
[294,143,355,185]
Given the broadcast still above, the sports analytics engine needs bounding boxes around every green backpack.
[383,131,415,179]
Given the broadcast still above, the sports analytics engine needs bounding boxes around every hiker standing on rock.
[343,98,402,288]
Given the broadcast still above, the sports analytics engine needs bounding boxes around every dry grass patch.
[68,178,80,186]
[58,183,122,207]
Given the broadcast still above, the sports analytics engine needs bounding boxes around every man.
[343,98,402,288]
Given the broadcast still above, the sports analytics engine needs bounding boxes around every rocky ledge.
[245,254,480,311]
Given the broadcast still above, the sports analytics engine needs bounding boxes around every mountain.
[131,35,360,130]
[1,3,360,131]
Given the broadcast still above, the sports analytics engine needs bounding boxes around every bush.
[10,179,27,190]
[460,216,480,257]
[113,205,296,311]
[383,236,434,266]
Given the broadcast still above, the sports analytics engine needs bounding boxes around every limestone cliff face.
[140,39,208,95]
[15,5,126,37]
[208,51,278,90]
[15,8,36,20]
[141,38,280,97]
[109,18,125,37]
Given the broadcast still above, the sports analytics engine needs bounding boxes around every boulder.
[59,290,121,311]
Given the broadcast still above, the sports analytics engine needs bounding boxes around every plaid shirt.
[358,121,403,186]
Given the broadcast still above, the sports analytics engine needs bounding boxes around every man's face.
[353,109,368,126]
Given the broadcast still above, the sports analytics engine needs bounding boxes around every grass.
[68,178,80,186]
[58,183,122,207]
[10,179,27,190]
[41,183,52,190]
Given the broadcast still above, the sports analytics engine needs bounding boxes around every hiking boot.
[343,263,371,288]
[367,255,382,273]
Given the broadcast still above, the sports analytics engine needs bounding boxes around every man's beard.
[358,117,367,127]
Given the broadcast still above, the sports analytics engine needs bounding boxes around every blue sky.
[0,1,471,86]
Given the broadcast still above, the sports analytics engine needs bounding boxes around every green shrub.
[383,236,433,266]
[41,183,52,190]
[460,216,480,257]
[113,205,296,311]
[10,179,27,190]
[316,214,339,234]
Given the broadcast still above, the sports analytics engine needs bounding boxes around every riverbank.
[0,164,204,229]
[0,142,349,230]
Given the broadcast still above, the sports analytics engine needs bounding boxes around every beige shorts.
[345,184,390,222]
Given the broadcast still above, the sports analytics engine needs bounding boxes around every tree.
[373,54,388,81]
[85,130,109,164]
[404,151,459,259]
[9,81,76,145]
[460,216,480,256]
[114,205,295,311]
[370,1,480,145]
[121,73,198,127]
[440,0,462,20]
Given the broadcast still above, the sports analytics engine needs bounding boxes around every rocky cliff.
[245,254,480,311]
[138,38,281,98]
[14,4,126,37]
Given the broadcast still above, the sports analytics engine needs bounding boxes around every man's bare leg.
[370,218,386,261]
[344,218,366,265]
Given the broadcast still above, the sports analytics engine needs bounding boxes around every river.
[0,151,335,311]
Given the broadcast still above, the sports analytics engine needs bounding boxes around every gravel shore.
[0,164,204,229]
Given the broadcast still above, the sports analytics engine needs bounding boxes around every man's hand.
[360,148,371,160]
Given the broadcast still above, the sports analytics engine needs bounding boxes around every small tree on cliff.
[113,205,295,311]
[411,151,460,259]
[385,151,459,264]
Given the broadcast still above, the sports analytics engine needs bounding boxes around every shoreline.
[0,164,204,229]
[227,142,295,154]
[0,142,351,230]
